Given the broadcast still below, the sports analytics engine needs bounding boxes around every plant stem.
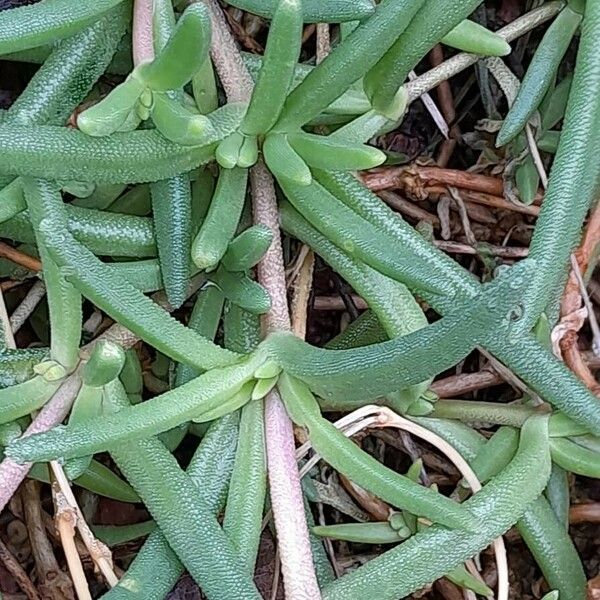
[132,0,155,66]
[0,374,82,513]
[203,1,320,596]
[203,0,253,101]
[250,162,291,332]
[53,482,92,600]
[51,462,118,587]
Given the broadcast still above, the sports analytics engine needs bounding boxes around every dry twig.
[22,480,75,600]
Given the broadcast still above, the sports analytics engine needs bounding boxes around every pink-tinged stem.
[250,163,291,333]
[265,390,322,599]
[132,0,155,66]
[0,374,81,514]
[203,1,321,596]
[251,164,321,598]
[204,0,253,102]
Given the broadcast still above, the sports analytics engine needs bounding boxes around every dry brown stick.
[460,201,497,225]
[588,573,600,600]
[569,503,600,524]
[457,189,539,216]
[37,507,90,564]
[50,464,117,588]
[290,249,315,340]
[52,483,91,600]
[434,240,528,259]
[312,296,368,311]
[301,23,316,43]
[478,347,531,397]
[371,430,458,477]
[364,169,540,216]
[0,537,40,600]
[22,480,76,600]
[559,333,598,392]
[363,166,504,196]
[582,351,600,369]
[557,200,600,393]
[379,190,496,227]
[0,241,42,273]
[0,280,23,292]
[430,370,505,398]
[462,201,497,225]
[434,578,465,600]
[378,191,440,226]
[338,474,390,522]
[429,45,460,168]
[315,502,342,579]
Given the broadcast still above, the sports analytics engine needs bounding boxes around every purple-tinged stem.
[0,374,81,514]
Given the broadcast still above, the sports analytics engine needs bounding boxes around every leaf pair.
[362,0,502,116]
[7,351,266,462]
[263,132,385,187]
[280,201,431,413]
[26,179,239,372]
[78,4,212,144]
[215,0,303,170]
[313,519,491,597]
[321,416,552,600]
[421,418,586,600]
[64,341,125,479]
[191,167,272,315]
[99,300,266,598]
[100,379,262,600]
[0,102,245,184]
[265,259,534,403]
[278,373,477,532]
[286,168,600,437]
